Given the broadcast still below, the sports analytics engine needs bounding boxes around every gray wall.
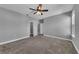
[43,13,71,39]
[0,7,29,43]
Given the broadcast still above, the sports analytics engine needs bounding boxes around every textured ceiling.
[0,4,74,19]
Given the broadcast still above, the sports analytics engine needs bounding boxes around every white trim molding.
[0,36,29,45]
[44,35,72,41]
[0,35,78,53]
[72,40,79,54]
[44,35,79,53]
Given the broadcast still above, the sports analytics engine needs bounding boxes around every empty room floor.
[0,36,77,54]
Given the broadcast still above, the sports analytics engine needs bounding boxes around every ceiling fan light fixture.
[36,11,41,15]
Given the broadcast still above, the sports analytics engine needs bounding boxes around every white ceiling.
[0,4,74,19]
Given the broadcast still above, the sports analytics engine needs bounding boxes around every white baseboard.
[71,40,79,54]
[0,36,29,45]
[44,35,72,41]
[0,35,78,53]
[44,35,79,53]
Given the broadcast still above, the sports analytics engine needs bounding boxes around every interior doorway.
[30,22,34,37]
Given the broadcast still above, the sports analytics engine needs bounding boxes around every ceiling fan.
[29,4,48,15]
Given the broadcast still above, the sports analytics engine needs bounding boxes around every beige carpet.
[0,36,77,54]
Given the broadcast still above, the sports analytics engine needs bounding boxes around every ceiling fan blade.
[33,12,37,14]
[29,8,36,11]
[42,9,48,12]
